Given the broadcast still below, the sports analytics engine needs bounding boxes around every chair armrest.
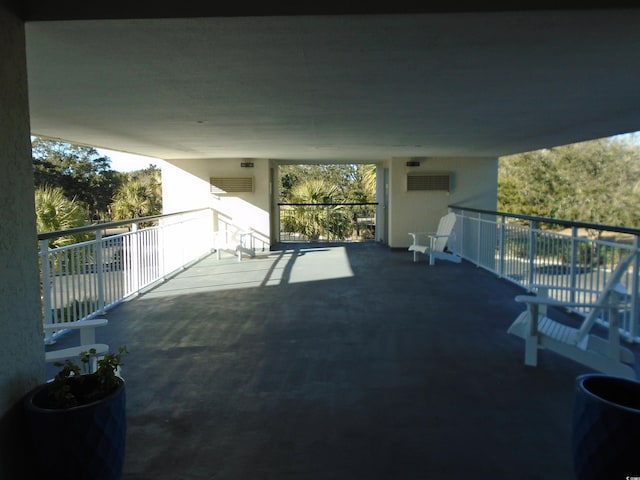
[43,318,108,345]
[515,295,622,310]
[42,318,108,331]
[409,232,436,243]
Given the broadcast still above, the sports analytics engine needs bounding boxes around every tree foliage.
[282,178,349,240]
[32,137,163,227]
[279,164,376,240]
[498,136,640,229]
[35,186,90,247]
[110,166,162,221]
[110,175,161,221]
[32,137,120,219]
[279,164,376,204]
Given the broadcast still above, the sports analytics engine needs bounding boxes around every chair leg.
[524,335,539,366]
[524,306,539,366]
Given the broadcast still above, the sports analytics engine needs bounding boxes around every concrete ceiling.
[22,6,640,163]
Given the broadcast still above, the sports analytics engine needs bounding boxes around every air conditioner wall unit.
[406,173,451,192]
[210,177,254,194]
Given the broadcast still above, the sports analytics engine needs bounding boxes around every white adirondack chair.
[214,228,256,262]
[408,212,461,266]
[44,318,110,373]
[507,253,637,379]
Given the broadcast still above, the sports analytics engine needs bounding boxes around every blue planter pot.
[23,377,126,480]
[572,373,640,480]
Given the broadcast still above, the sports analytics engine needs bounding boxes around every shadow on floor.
[46,242,640,479]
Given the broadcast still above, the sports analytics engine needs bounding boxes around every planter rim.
[24,375,125,414]
[576,373,640,414]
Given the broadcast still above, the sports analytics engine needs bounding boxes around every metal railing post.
[499,215,506,278]
[158,216,166,278]
[570,226,578,304]
[208,209,216,253]
[631,236,640,341]
[528,221,537,287]
[95,229,105,314]
[130,223,140,294]
[476,211,482,267]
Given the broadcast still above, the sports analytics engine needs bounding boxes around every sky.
[96,148,166,172]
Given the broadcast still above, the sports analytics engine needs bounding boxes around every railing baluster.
[570,226,578,304]
[476,212,482,268]
[499,215,506,278]
[96,230,105,314]
[528,221,536,288]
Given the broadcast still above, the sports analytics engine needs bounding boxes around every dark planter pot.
[23,377,126,480]
[572,373,640,480]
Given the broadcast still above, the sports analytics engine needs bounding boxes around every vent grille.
[210,177,254,194]
[407,173,451,192]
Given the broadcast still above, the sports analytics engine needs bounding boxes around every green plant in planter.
[24,345,129,479]
[43,345,128,409]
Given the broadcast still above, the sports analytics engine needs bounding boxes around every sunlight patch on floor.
[140,246,354,297]
[286,246,354,283]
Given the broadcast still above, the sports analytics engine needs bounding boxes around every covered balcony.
[3,4,640,478]
[42,209,640,478]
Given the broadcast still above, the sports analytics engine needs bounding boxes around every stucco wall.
[162,158,271,247]
[162,157,497,250]
[0,4,45,476]
[387,157,497,248]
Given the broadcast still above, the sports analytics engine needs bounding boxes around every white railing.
[40,204,640,344]
[449,205,640,342]
[39,209,215,343]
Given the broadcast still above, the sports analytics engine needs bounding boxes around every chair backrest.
[575,253,635,343]
[433,212,457,252]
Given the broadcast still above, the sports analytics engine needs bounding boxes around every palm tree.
[360,164,377,200]
[35,186,88,248]
[288,179,350,240]
[110,179,155,221]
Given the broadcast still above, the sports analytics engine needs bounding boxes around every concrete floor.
[46,242,640,479]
